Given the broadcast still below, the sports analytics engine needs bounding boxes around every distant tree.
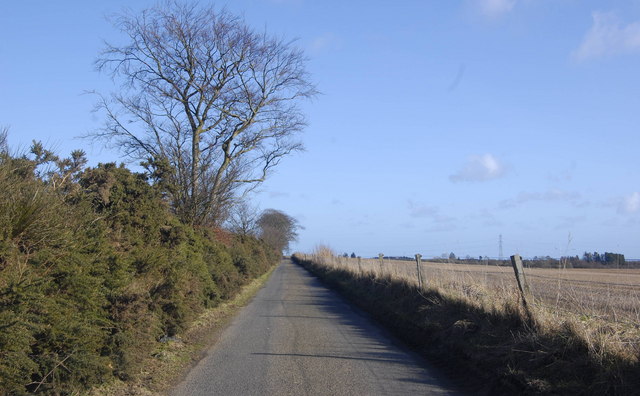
[449,252,456,260]
[604,252,626,266]
[93,2,317,226]
[256,209,302,254]
[350,252,356,258]
[560,256,579,268]
[342,253,348,258]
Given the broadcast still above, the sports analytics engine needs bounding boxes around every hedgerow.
[0,151,278,394]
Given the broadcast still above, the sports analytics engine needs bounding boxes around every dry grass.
[307,251,640,324]
[299,246,640,384]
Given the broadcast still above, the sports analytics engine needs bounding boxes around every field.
[321,256,640,324]
[295,249,640,393]
[302,256,640,325]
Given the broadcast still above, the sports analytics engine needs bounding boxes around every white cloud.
[478,0,516,19]
[619,192,640,214]
[573,11,640,61]
[450,154,506,183]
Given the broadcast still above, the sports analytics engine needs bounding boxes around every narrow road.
[171,259,463,395]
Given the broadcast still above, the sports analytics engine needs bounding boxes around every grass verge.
[86,265,278,396]
[292,253,640,395]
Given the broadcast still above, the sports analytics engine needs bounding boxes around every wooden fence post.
[357,256,362,273]
[378,253,384,274]
[510,254,531,306]
[415,254,424,289]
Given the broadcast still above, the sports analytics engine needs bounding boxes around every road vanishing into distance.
[171,259,463,396]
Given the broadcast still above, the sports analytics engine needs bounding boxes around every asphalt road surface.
[171,259,463,396]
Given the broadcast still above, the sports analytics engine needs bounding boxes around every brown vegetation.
[335,257,640,324]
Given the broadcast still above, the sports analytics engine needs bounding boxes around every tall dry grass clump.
[293,247,640,394]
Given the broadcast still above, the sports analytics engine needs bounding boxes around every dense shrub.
[0,154,278,394]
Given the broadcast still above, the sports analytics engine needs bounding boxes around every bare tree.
[93,2,316,225]
[257,209,301,254]
[226,200,259,236]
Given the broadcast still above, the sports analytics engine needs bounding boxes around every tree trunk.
[190,130,200,224]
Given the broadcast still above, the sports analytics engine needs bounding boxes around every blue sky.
[1,0,639,259]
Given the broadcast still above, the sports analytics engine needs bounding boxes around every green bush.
[0,154,279,394]
[0,155,112,394]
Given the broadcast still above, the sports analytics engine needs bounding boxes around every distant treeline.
[0,141,279,394]
[527,252,630,269]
